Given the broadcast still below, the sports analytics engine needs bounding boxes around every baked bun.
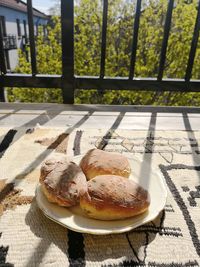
[40,156,87,207]
[80,175,150,220]
[80,149,131,180]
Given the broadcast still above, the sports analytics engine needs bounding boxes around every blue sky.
[26,0,54,14]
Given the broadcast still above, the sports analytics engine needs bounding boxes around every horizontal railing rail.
[0,0,200,103]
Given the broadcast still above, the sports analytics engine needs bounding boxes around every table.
[0,103,200,267]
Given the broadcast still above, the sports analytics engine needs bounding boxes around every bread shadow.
[25,200,68,267]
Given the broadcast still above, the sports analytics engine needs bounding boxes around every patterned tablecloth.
[0,126,200,266]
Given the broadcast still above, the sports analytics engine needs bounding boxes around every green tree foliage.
[7,0,200,105]
[7,16,62,103]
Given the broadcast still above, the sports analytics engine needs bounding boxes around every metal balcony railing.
[3,35,17,50]
[0,0,200,103]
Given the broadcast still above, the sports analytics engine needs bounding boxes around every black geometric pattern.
[0,233,14,267]
[91,132,200,157]
[159,164,200,258]
[102,260,199,267]
[187,185,200,207]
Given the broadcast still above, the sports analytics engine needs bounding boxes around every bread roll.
[40,156,87,207]
[80,149,131,180]
[80,175,150,220]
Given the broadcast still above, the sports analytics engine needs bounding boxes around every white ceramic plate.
[35,155,167,235]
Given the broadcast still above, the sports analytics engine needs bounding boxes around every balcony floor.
[0,102,200,131]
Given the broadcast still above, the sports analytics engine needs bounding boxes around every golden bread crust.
[79,149,131,180]
[40,156,87,207]
[80,175,150,220]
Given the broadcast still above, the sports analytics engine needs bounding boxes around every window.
[16,19,21,37]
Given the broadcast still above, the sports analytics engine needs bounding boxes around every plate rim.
[35,155,168,235]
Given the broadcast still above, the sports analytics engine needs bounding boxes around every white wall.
[0,5,48,70]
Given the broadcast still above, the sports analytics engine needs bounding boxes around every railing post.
[61,0,74,104]
[157,0,174,81]
[27,0,37,75]
[129,0,142,80]
[185,0,200,82]
[0,18,6,102]
[100,0,108,79]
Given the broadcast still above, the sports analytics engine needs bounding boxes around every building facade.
[0,0,48,71]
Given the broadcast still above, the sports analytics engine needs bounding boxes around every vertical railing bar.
[0,21,6,74]
[0,22,6,102]
[27,0,37,75]
[157,0,174,81]
[185,0,200,82]
[61,0,74,104]
[129,0,142,80]
[100,0,108,79]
